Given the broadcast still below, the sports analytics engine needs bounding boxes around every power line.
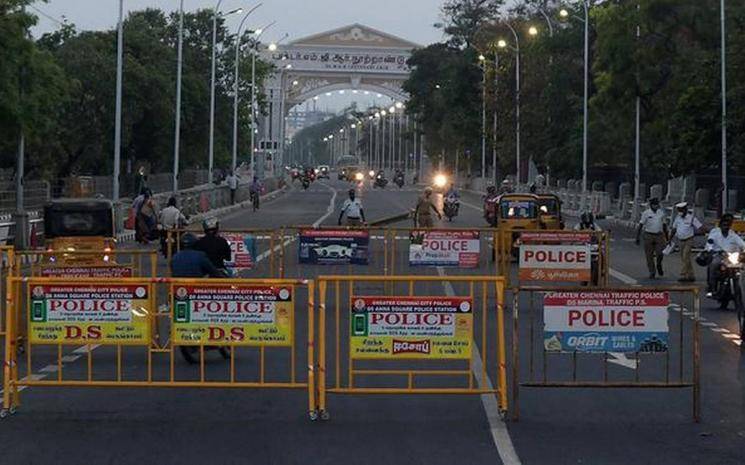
[28,3,66,27]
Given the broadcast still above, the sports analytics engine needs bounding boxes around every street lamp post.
[113,0,124,201]
[209,2,243,185]
[720,0,728,211]
[232,5,262,176]
[492,50,499,186]
[479,54,487,181]
[172,0,184,193]
[498,24,522,186]
[250,23,277,179]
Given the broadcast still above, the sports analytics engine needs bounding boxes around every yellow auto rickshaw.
[536,193,565,230]
[494,193,541,262]
[43,199,116,263]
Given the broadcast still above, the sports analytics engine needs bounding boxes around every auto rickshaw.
[536,193,565,230]
[43,199,116,263]
[493,193,541,262]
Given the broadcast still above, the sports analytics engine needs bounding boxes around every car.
[317,165,330,179]
[314,244,353,258]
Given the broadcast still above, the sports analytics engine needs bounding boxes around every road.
[1,179,744,465]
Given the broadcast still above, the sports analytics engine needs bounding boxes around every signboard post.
[519,232,593,282]
[409,230,480,267]
[350,296,473,359]
[172,284,294,346]
[222,233,256,272]
[299,229,369,265]
[29,282,152,345]
[543,291,669,353]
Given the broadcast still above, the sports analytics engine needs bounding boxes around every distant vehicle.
[317,165,330,179]
[314,244,352,258]
[44,198,116,264]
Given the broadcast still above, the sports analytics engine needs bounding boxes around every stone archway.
[258,24,418,175]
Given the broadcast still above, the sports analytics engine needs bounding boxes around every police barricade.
[512,285,700,421]
[498,229,610,288]
[1,277,316,419]
[0,246,15,341]
[385,227,500,279]
[280,226,392,279]
[316,275,507,419]
[167,228,284,278]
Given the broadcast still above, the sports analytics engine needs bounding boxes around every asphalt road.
[0,178,743,465]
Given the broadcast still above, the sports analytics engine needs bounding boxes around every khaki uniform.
[416,196,436,228]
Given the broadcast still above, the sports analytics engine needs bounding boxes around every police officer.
[338,189,366,226]
[636,198,668,279]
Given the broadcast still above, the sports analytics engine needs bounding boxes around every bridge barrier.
[497,229,610,288]
[315,275,507,419]
[1,277,316,419]
[512,286,700,422]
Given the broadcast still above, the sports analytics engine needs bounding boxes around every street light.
[113,0,124,201]
[268,42,277,51]
[172,0,184,192]
[249,21,276,179]
[528,26,538,36]
[231,5,262,175]
[209,2,243,185]
[721,0,728,211]
[498,23,523,185]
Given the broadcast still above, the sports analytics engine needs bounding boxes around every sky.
[30,0,447,110]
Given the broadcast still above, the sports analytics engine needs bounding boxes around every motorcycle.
[394,173,405,188]
[702,249,745,337]
[443,195,460,221]
[301,177,310,190]
[483,194,499,227]
[374,174,388,189]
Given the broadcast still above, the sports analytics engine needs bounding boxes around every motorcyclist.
[445,183,460,200]
[194,217,232,273]
[483,185,499,227]
[704,213,745,296]
[338,188,366,226]
[170,233,223,278]
[414,187,441,228]
[394,169,405,187]
[574,211,602,231]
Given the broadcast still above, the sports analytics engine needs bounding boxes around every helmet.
[424,187,433,195]
[202,217,219,232]
[695,251,712,267]
[580,211,594,225]
[348,188,356,195]
[487,185,497,195]
[180,232,198,250]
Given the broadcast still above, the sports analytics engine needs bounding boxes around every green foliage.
[0,5,274,181]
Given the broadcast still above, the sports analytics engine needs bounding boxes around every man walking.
[225,171,238,205]
[669,202,703,282]
[636,197,668,279]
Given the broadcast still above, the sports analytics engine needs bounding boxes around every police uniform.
[639,204,667,276]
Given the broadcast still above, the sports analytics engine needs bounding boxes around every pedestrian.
[668,202,703,282]
[635,197,668,279]
[225,171,238,205]
[338,188,366,226]
[159,196,188,257]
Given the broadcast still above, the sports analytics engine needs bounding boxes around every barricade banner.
[518,231,592,282]
[408,230,479,268]
[40,265,134,278]
[350,296,473,359]
[298,229,369,265]
[223,233,256,271]
[28,281,152,345]
[172,283,294,346]
[543,290,670,353]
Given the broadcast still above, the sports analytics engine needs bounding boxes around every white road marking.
[436,266,522,465]
[609,268,639,286]
[608,352,638,370]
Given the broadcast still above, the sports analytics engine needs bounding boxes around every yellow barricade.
[1,276,316,419]
[0,246,15,340]
[498,229,610,288]
[316,275,507,420]
[512,285,700,422]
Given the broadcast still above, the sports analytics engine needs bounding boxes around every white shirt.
[672,213,702,240]
[159,206,187,229]
[341,199,363,219]
[706,227,745,253]
[639,208,666,234]
[226,175,238,189]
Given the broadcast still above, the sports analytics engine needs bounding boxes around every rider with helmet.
[483,185,500,227]
[574,211,602,231]
[194,217,232,272]
[171,233,223,278]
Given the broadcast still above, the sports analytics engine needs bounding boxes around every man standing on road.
[225,171,238,205]
[414,187,441,228]
[669,202,703,282]
[636,197,668,279]
[338,189,366,226]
